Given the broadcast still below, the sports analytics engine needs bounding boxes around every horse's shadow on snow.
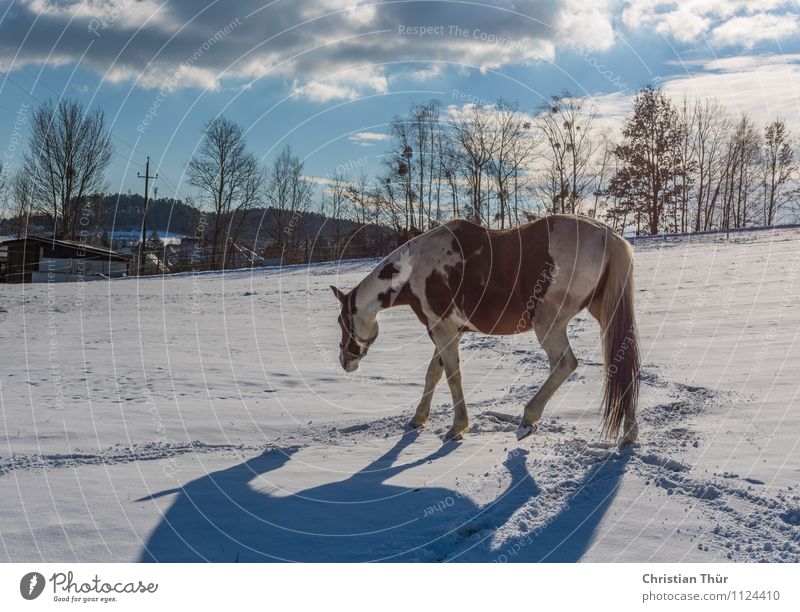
[138,432,630,562]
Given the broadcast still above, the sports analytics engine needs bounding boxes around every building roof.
[0,236,130,261]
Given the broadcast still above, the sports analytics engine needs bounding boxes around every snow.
[1,227,799,562]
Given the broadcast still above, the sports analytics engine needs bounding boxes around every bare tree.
[534,93,597,215]
[490,100,537,228]
[684,99,725,231]
[375,173,406,233]
[10,169,37,238]
[508,116,539,225]
[187,116,263,268]
[345,173,372,226]
[265,145,315,262]
[671,97,695,233]
[761,119,796,225]
[21,98,113,238]
[440,141,462,219]
[448,103,496,224]
[411,102,433,229]
[719,114,761,229]
[590,129,614,220]
[386,115,416,230]
[324,172,350,258]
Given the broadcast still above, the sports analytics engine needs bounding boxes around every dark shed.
[0,236,129,283]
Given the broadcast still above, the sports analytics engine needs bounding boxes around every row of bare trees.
[0,100,327,265]
[0,104,316,268]
[322,87,798,239]
[186,117,316,267]
[321,95,611,236]
[604,86,798,234]
[196,85,795,260]
[2,87,798,271]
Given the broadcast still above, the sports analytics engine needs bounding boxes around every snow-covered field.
[1,227,799,562]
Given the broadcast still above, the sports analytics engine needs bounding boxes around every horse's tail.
[593,232,640,442]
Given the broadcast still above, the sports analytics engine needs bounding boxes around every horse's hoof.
[516,424,537,441]
[444,426,467,441]
[407,420,426,430]
[621,421,639,445]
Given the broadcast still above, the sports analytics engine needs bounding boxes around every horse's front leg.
[409,351,444,429]
[431,329,468,441]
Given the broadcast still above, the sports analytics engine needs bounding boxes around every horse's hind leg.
[518,320,578,439]
[409,350,444,429]
[429,328,468,440]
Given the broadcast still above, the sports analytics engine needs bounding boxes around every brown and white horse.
[331,214,640,444]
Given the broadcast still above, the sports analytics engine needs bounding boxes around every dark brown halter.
[339,324,378,359]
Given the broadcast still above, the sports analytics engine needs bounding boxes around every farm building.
[0,236,129,283]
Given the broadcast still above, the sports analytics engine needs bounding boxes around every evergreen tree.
[607,85,688,235]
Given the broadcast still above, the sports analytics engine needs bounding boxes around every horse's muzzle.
[340,354,360,372]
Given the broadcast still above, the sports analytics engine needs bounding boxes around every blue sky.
[2,0,800,202]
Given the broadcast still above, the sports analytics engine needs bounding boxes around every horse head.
[331,285,379,372]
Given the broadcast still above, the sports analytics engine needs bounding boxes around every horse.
[331,214,640,444]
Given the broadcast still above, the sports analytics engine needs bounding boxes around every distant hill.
[0,193,365,244]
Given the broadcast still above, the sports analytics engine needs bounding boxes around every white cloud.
[291,67,389,102]
[588,53,800,138]
[347,132,389,146]
[621,0,798,48]
[301,175,338,186]
[4,0,800,105]
[557,0,615,51]
[662,54,800,130]
[586,90,634,134]
[711,12,800,48]
[654,9,711,44]
[0,0,614,102]
[24,0,173,31]
[294,80,361,103]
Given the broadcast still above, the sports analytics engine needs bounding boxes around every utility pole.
[137,157,158,274]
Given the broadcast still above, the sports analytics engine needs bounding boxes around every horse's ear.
[330,285,347,303]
